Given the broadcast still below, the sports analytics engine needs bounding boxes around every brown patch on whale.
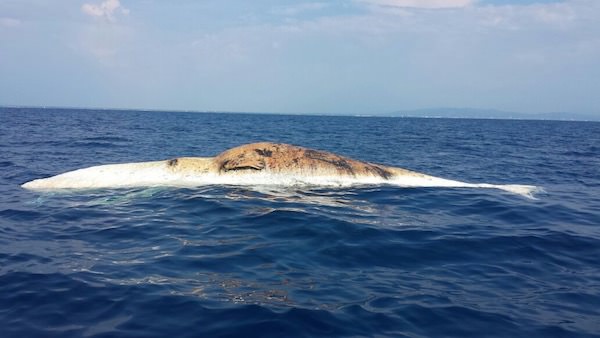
[165,157,213,174]
[254,148,273,157]
[213,142,396,179]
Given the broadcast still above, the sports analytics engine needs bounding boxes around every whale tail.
[387,173,541,199]
[475,184,541,199]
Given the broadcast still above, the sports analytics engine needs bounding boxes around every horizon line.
[1,104,598,122]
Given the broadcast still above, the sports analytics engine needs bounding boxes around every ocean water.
[1,107,599,337]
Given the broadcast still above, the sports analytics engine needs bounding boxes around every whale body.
[21,142,538,198]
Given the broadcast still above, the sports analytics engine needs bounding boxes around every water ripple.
[1,109,600,337]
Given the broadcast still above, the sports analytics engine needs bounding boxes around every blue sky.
[0,0,598,115]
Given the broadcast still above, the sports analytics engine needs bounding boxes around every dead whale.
[21,142,538,198]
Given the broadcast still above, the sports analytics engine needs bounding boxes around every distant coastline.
[1,105,598,122]
[389,108,599,122]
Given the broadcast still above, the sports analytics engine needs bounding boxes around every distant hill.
[391,108,599,122]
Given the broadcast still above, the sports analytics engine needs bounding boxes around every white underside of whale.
[21,161,540,198]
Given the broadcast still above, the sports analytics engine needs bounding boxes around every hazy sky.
[1,0,598,115]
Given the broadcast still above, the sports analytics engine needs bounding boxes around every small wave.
[83,136,132,143]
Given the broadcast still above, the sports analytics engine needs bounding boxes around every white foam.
[21,161,540,198]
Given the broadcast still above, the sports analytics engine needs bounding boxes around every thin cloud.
[0,17,21,27]
[271,3,329,16]
[82,0,129,22]
[360,0,475,9]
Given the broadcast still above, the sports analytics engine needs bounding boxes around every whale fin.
[221,158,265,171]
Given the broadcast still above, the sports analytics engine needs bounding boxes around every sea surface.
[1,107,599,337]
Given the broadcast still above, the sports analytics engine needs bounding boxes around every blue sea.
[1,107,599,337]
